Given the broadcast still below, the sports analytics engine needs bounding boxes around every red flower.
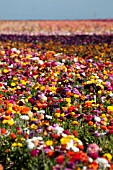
[10,133,16,139]
[63,130,70,135]
[56,155,65,164]
[28,98,35,104]
[66,152,81,162]
[89,152,99,160]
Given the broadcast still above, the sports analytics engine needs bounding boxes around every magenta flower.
[30,149,39,157]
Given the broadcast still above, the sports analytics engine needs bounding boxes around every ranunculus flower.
[30,149,38,157]
[88,143,100,155]
[56,155,65,164]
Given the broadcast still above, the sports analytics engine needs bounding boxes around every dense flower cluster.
[0,20,113,35]
[0,29,113,169]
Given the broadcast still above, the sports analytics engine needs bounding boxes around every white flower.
[37,144,44,150]
[45,115,52,119]
[62,133,67,137]
[76,65,81,69]
[96,157,110,169]
[23,128,30,134]
[101,96,106,103]
[109,92,113,97]
[20,115,29,120]
[38,60,43,65]
[98,79,102,83]
[94,116,101,122]
[31,57,39,61]
[54,126,64,134]
[72,146,79,152]
[41,94,47,101]
[73,57,78,62]
[26,139,32,144]
[37,110,45,114]
[27,142,35,150]
[81,72,86,77]
[94,95,96,103]
[66,139,79,152]
[8,64,14,68]
[62,59,65,63]
[82,166,87,170]
[11,48,17,52]
[37,136,43,140]
[32,137,38,142]
[88,157,93,163]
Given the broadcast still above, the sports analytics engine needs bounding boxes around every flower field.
[0,20,113,170]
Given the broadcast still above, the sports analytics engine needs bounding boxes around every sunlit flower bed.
[0,33,113,170]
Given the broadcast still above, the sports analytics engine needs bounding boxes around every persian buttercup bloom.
[107,106,113,112]
[96,157,110,169]
[20,115,29,120]
[88,143,100,154]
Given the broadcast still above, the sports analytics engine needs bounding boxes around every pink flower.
[30,149,38,157]
[88,143,100,154]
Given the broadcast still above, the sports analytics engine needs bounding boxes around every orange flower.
[88,121,94,126]
[66,91,73,97]
[47,150,54,158]
[73,130,78,137]
[10,133,16,139]
[0,164,4,170]
[20,106,30,114]
[101,125,108,131]
[1,128,6,135]
[84,101,92,108]
[12,105,19,111]
[88,161,98,170]
[5,109,11,115]
[77,144,84,150]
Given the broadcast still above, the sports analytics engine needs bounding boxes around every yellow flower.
[8,119,15,126]
[33,106,38,111]
[17,143,23,147]
[65,98,71,103]
[60,113,65,117]
[20,138,25,141]
[39,86,45,91]
[71,112,75,116]
[60,137,71,145]
[98,90,102,94]
[8,106,13,112]
[103,153,112,161]
[72,121,79,125]
[13,77,18,81]
[2,119,8,124]
[54,112,60,118]
[12,143,17,147]
[103,70,107,75]
[25,98,28,103]
[74,94,79,98]
[45,140,53,146]
[107,106,113,112]
[1,50,5,55]
[3,69,9,73]
[20,80,26,85]
[67,103,71,107]
[11,82,16,87]
[26,54,32,59]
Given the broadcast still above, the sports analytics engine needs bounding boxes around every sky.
[0,0,113,20]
